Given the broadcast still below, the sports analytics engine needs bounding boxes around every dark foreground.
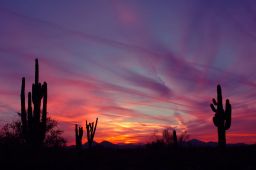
[1,145,256,170]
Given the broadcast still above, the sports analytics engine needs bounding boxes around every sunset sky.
[1,0,256,145]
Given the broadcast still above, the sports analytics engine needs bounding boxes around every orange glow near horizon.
[54,110,256,146]
[38,99,256,146]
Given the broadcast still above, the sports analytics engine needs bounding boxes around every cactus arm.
[41,82,47,133]
[212,98,217,105]
[93,118,98,134]
[79,127,83,137]
[225,99,232,130]
[20,77,27,135]
[90,123,94,134]
[210,104,217,112]
[21,77,26,115]
[86,121,90,143]
[92,118,98,140]
[27,92,32,130]
[91,122,94,130]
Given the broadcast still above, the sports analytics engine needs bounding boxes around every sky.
[0,0,256,145]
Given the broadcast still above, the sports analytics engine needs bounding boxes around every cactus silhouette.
[173,129,177,146]
[86,118,98,149]
[20,59,48,147]
[75,124,83,149]
[210,84,232,148]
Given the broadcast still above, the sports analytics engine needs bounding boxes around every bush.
[0,118,66,148]
[147,128,189,148]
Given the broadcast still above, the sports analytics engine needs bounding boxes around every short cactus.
[86,118,98,149]
[75,124,83,149]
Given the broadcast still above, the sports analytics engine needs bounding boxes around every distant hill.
[67,141,144,149]
[98,141,144,149]
[98,140,116,148]
[186,139,248,147]
[67,139,248,149]
[186,139,217,147]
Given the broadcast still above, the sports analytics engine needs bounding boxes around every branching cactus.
[210,84,232,148]
[20,59,48,147]
[75,124,83,149]
[86,118,98,149]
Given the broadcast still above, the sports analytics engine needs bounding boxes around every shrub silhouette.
[178,130,189,144]
[86,118,98,149]
[162,128,177,145]
[0,118,66,148]
[149,128,188,148]
[0,121,23,145]
[75,124,83,149]
[43,118,66,148]
[210,84,232,148]
[19,59,48,147]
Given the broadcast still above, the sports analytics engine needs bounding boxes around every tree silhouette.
[210,84,232,148]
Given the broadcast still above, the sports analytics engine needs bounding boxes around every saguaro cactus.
[86,118,98,149]
[75,124,83,149]
[210,84,232,148]
[20,59,48,146]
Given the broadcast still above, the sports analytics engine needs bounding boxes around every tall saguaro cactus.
[210,84,232,148]
[75,124,83,149]
[20,59,48,147]
[86,118,98,149]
